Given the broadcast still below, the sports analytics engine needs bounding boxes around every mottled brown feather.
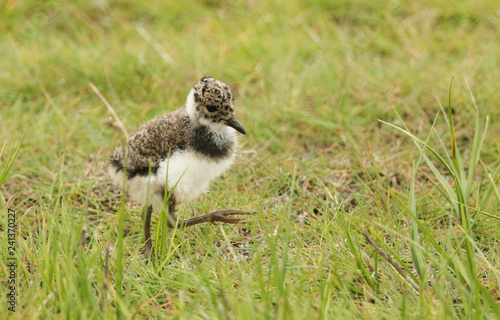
[110,109,191,175]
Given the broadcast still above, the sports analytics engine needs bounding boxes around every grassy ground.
[1,0,500,319]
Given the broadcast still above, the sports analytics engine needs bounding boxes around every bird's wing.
[112,109,190,176]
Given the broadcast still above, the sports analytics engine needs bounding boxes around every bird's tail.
[110,146,126,172]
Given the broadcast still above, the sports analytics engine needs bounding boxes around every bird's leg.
[143,205,153,260]
[166,194,256,228]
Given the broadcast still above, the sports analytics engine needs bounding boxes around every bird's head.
[186,77,246,134]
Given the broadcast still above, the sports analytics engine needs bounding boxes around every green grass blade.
[0,129,27,187]
[338,211,376,290]
[409,162,426,283]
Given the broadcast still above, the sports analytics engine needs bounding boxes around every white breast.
[157,150,235,204]
[108,150,235,212]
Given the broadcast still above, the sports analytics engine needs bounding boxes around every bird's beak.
[224,116,246,135]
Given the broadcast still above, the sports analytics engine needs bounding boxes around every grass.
[1,0,500,319]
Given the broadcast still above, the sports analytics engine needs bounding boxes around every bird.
[108,77,255,258]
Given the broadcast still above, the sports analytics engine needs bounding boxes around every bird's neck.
[197,117,227,132]
[190,125,236,160]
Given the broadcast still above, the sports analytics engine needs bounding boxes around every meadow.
[1,0,500,319]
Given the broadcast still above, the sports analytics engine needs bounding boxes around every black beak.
[224,116,246,135]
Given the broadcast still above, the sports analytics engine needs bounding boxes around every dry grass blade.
[89,82,128,137]
[363,232,421,293]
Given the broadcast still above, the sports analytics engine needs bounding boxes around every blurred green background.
[1,0,499,318]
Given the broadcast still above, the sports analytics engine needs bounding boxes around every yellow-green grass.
[1,0,500,319]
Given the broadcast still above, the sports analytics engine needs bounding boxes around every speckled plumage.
[110,109,191,178]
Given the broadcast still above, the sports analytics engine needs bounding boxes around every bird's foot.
[206,209,257,224]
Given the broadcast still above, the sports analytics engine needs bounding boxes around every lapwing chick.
[109,77,255,258]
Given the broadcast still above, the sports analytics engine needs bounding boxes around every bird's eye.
[206,105,217,112]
